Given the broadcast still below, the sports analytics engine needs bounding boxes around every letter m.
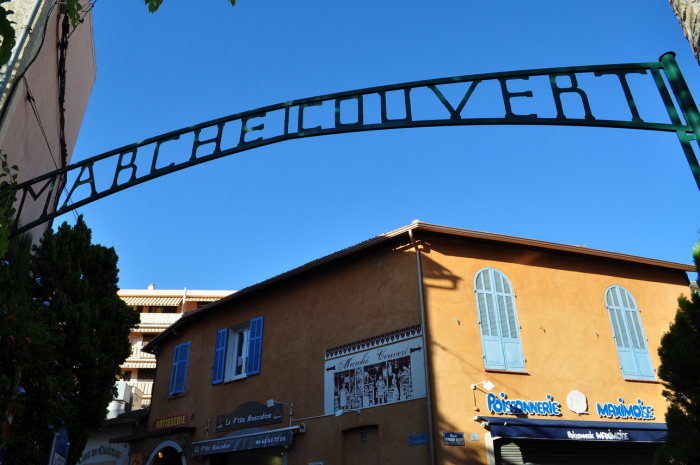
[596,403,611,418]
[14,175,58,226]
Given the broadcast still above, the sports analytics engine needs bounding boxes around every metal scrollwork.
[176,433,189,455]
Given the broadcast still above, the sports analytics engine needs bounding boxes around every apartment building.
[118,285,233,407]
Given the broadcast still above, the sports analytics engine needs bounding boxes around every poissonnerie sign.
[6,53,700,235]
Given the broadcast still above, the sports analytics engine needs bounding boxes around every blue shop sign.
[476,416,667,443]
[596,398,655,420]
[487,392,561,416]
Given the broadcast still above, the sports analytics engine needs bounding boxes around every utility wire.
[23,79,78,222]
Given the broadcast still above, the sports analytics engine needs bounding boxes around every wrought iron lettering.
[6,54,700,236]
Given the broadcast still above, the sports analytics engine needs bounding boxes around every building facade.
[118,285,233,407]
[114,222,692,465]
[0,0,96,239]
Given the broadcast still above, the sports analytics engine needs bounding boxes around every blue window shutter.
[606,286,655,381]
[246,316,264,376]
[499,292,525,371]
[475,269,525,372]
[169,345,181,395]
[171,342,190,395]
[212,329,228,385]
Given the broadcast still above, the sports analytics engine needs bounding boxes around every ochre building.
[115,221,693,465]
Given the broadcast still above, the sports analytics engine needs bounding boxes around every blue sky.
[56,0,700,291]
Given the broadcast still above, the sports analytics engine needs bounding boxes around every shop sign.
[443,432,465,446]
[487,392,561,416]
[215,401,283,433]
[152,413,190,430]
[408,433,429,446]
[566,390,588,414]
[324,332,426,415]
[596,398,655,420]
[78,445,123,463]
[191,430,293,456]
[566,430,630,441]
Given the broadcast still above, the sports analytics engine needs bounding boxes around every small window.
[169,341,191,395]
[151,306,178,314]
[605,286,655,381]
[212,317,264,384]
[474,268,525,372]
[137,369,156,383]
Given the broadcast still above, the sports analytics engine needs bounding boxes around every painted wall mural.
[324,326,426,415]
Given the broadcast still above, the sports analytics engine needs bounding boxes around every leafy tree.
[0,0,236,71]
[0,216,138,464]
[655,243,700,465]
[0,153,18,260]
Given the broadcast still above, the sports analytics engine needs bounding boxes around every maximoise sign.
[6,53,700,235]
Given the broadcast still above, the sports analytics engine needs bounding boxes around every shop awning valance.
[109,426,196,444]
[121,297,182,306]
[476,416,667,443]
[189,425,306,457]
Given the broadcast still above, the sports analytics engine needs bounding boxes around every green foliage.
[0,152,18,260]
[0,216,139,465]
[655,243,700,465]
[144,0,235,13]
[0,0,15,66]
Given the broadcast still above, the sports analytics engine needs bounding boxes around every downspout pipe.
[409,228,436,465]
[0,0,44,102]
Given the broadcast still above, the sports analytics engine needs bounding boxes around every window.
[212,316,264,384]
[122,371,132,381]
[137,369,156,383]
[474,268,525,372]
[169,341,191,395]
[605,286,655,381]
[151,306,178,314]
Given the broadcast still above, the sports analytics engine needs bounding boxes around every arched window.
[474,268,526,372]
[605,286,655,381]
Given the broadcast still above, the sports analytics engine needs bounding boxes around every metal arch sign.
[5,52,700,236]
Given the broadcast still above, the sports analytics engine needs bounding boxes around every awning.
[121,297,182,306]
[109,426,196,444]
[189,424,306,457]
[185,296,221,302]
[476,416,667,443]
[121,361,157,369]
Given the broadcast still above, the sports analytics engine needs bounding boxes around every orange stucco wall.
[138,233,690,465]
[419,233,689,465]
[143,244,429,465]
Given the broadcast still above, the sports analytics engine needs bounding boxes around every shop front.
[189,425,305,465]
[475,391,667,465]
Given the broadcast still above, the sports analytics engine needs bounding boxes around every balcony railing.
[126,381,153,397]
[139,312,182,326]
[128,346,156,361]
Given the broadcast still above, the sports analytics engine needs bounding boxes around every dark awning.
[476,416,667,443]
[189,424,306,457]
[109,426,196,444]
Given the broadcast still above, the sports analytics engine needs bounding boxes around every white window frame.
[224,323,250,382]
